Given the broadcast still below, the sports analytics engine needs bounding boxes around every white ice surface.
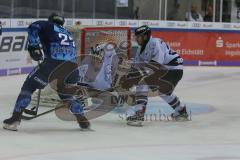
[0,67,240,160]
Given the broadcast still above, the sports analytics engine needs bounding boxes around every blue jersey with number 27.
[28,20,76,61]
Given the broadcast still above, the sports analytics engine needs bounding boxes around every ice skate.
[126,105,146,127]
[74,114,91,131]
[3,111,22,131]
[171,105,189,121]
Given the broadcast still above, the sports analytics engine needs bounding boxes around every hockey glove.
[28,45,43,61]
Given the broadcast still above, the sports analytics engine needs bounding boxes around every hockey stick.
[21,85,120,120]
[23,82,104,117]
[22,61,42,119]
[23,89,41,116]
[21,104,64,120]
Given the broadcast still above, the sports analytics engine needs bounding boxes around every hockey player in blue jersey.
[3,13,90,131]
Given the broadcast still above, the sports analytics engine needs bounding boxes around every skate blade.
[173,117,190,122]
[127,121,143,127]
[3,122,20,131]
[171,114,191,122]
[80,127,95,132]
[171,110,192,122]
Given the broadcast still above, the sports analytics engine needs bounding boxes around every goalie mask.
[90,44,105,62]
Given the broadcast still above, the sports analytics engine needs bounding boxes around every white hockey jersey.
[78,44,118,90]
[135,37,183,70]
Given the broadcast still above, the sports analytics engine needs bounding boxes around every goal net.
[30,26,132,108]
[67,26,131,57]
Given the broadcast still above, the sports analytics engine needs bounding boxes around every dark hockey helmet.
[48,13,65,26]
[135,25,151,37]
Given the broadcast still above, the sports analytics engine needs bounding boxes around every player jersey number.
[58,33,75,47]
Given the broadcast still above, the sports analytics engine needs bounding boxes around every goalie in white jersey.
[78,43,118,90]
[126,25,188,125]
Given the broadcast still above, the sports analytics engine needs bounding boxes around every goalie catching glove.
[28,45,43,61]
